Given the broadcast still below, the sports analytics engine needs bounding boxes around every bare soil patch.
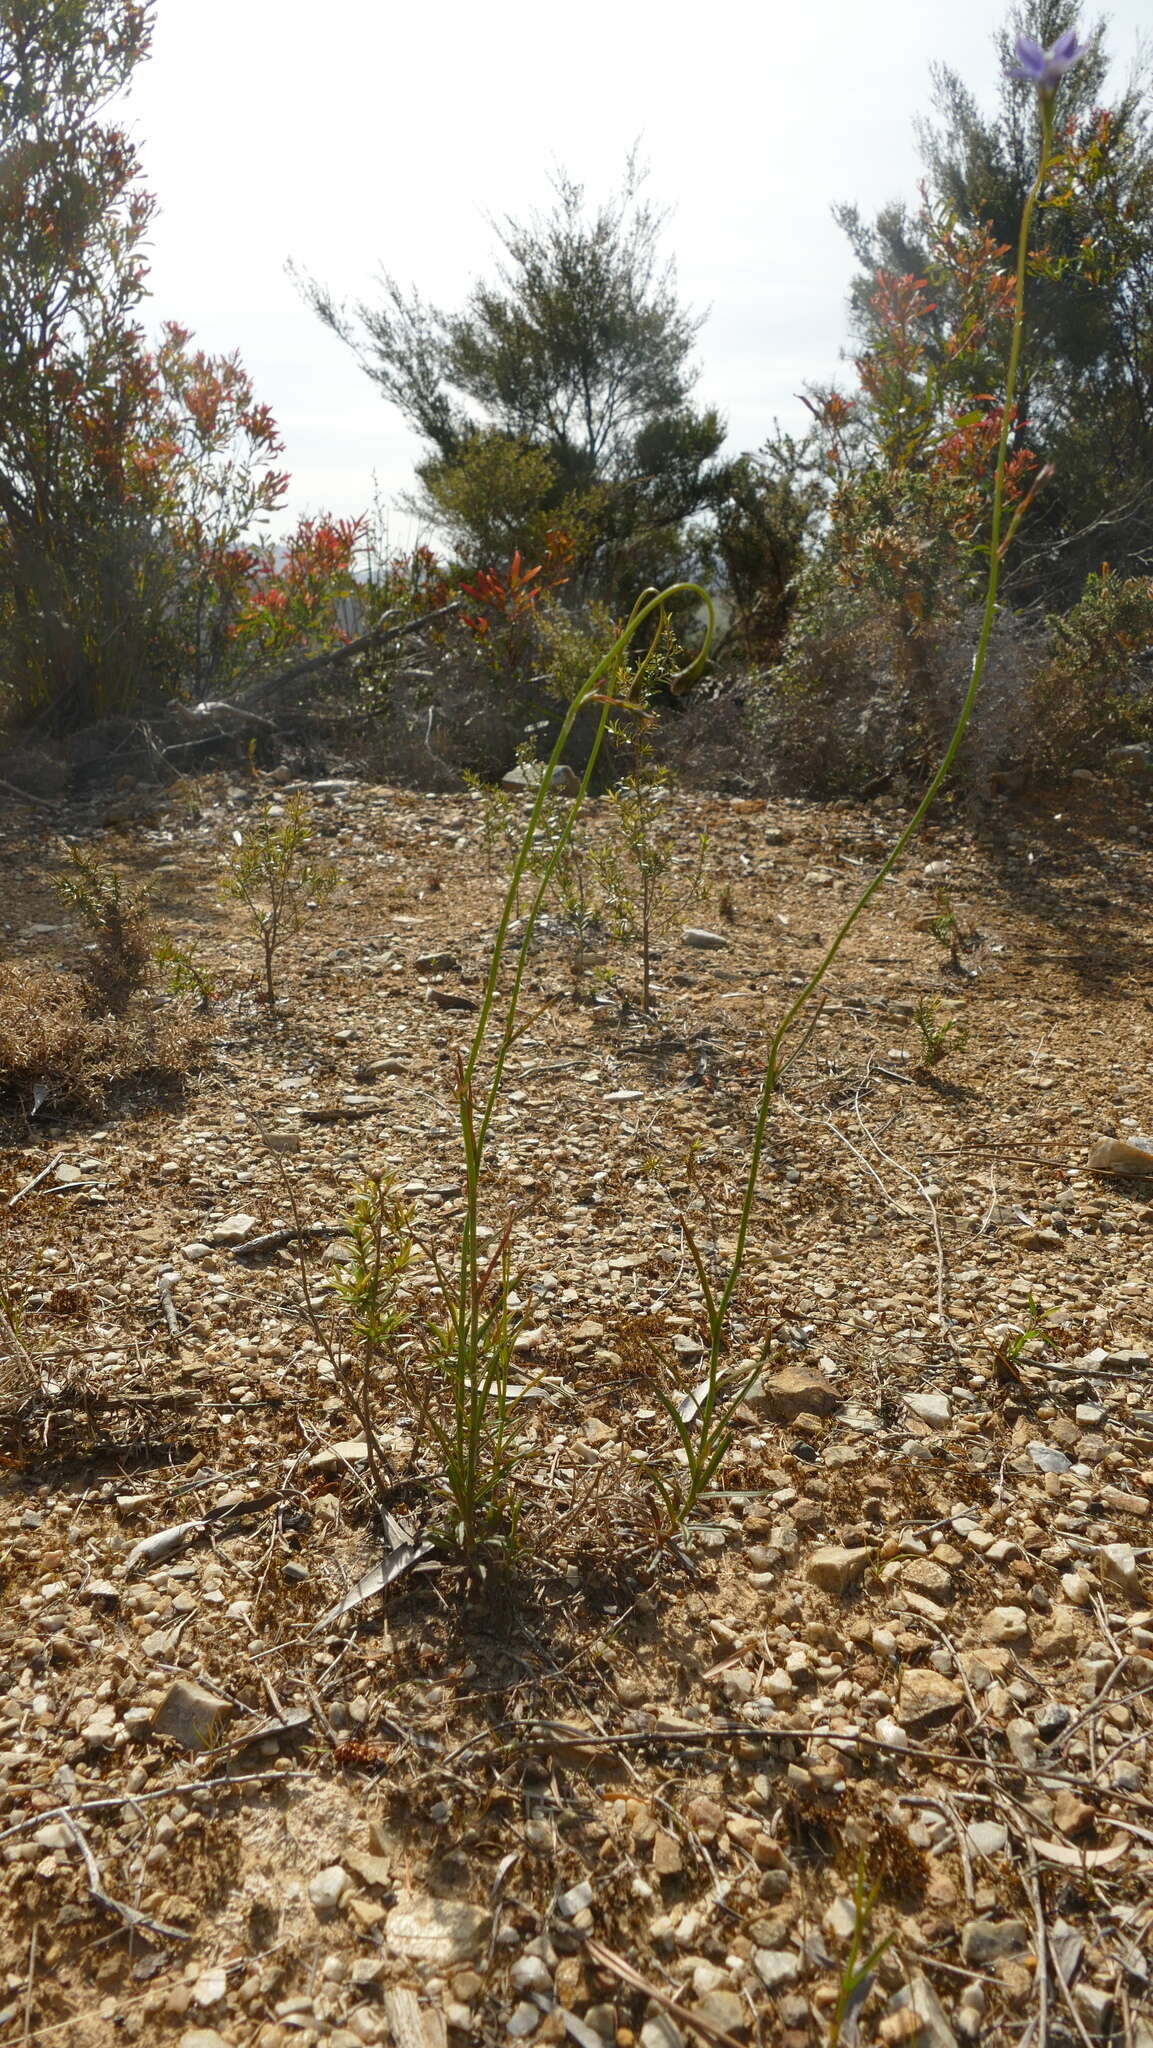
[1,766,1151,2048]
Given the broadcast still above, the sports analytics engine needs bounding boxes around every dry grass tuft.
[0,960,207,1114]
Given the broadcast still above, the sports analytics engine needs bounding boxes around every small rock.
[823,1896,858,1945]
[885,1971,958,2048]
[556,1879,595,1919]
[875,1716,909,1750]
[753,1949,800,1993]
[965,1821,1008,1858]
[33,1822,76,1852]
[898,1669,965,1732]
[414,952,460,975]
[1006,1717,1039,1768]
[757,1366,839,1424]
[982,1605,1031,1647]
[192,1970,228,2009]
[682,928,730,949]
[1053,1788,1096,1837]
[961,1917,1029,1967]
[309,1865,349,1913]
[1037,1702,1072,1742]
[81,1705,119,1750]
[510,1956,553,1996]
[181,1242,213,1261]
[1029,1442,1071,1474]
[151,1679,234,1752]
[901,1558,954,1606]
[1074,1985,1114,2038]
[1061,1571,1093,1607]
[307,1438,369,1472]
[1087,1135,1153,1177]
[903,1392,952,1428]
[805,1546,870,1596]
[692,1990,747,2035]
[386,1894,490,1964]
[507,2002,541,2039]
[180,2033,235,2048]
[429,989,477,1012]
[1097,1543,1143,1603]
[209,1212,258,1245]
[640,2017,684,2048]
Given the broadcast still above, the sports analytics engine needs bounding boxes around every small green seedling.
[913,992,970,1069]
[827,1857,895,2045]
[596,726,708,1011]
[224,796,336,1012]
[154,938,216,1011]
[929,887,977,974]
[57,847,152,1016]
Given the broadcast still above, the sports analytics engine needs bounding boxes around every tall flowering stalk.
[428,586,713,1564]
[655,29,1085,1535]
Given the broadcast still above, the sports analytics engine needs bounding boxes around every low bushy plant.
[224,796,337,1012]
[57,847,152,1017]
[1026,568,1153,769]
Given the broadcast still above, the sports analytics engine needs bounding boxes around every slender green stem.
[711,103,1055,1342]
[444,584,713,1554]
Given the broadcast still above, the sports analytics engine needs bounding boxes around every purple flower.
[1009,28,1086,92]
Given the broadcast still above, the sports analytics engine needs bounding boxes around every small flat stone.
[885,1972,958,2048]
[428,989,477,1012]
[961,1917,1029,1967]
[757,1366,839,1424]
[1029,1442,1071,1473]
[180,2033,235,2048]
[386,1893,490,1964]
[965,1821,1008,1858]
[805,1546,870,1596]
[753,1948,800,1993]
[903,1392,952,1428]
[152,1679,234,1751]
[181,1242,213,1261]
[192,1969,228,2008]
[209,1212,258,1245]
[875,1716,909,1750]
[682,928,730,949]
[982,1605,1031,1647]
[652,1829,683,1875]
[692,1990,747,2036]
[1053,1788,1096,1837]
[901,1558,954,1606]
[307,1439,369,1471]
[898,1669,965,1733]
[556,1879,595,1918]
[414,952,461,974]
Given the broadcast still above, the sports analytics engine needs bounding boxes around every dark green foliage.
[298,162,724,603]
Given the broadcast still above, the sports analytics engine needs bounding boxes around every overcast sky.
[122,0,1150,548]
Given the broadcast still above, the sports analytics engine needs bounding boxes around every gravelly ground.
[1,763,1152,2048]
